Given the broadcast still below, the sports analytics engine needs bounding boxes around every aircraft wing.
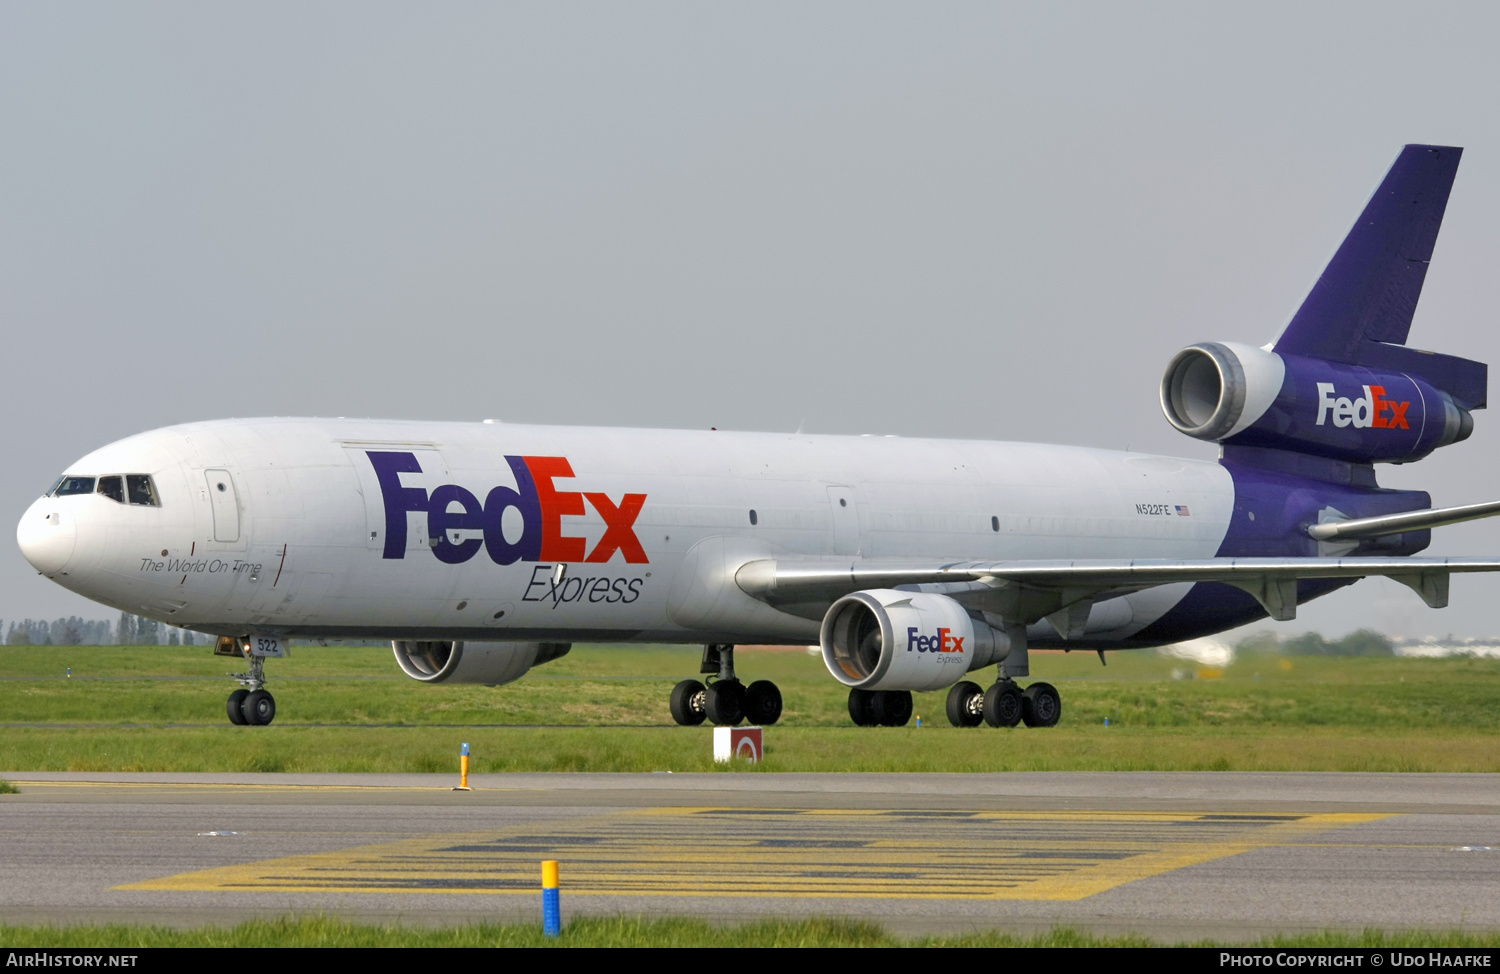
[1307,500,1500,541]
[734,556,1500,623]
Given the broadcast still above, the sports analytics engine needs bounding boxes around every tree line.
[1235,629,1394,656]
[4,614,203,646]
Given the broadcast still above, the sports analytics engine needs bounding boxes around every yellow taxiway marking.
[120,808,1388,901]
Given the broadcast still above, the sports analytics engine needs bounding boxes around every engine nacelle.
[1161,341,1472,463]
[819,589,1008,692]
[392,640,571,686]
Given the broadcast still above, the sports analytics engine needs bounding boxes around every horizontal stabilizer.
[1307,499,1500,542]
[1345,340,1486,410]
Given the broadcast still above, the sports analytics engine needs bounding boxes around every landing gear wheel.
[670,679,707,726]
[848,688,878,726]
[945,681,984,727]
[874,690,913,727]
[744,680,783,725]
[983,681,1023,728]
[1021,682,1061,728]
[704,680,744,726]
[242,689,276,726]
[226,689,250,726]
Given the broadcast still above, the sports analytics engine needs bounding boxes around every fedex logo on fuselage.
[367,451,647,565]
[907,627,964,653]
[1315,383,1410,430]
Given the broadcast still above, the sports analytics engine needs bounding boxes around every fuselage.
[17,417,1430,649]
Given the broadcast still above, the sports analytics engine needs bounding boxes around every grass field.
[1,915,1496,948]
[2,642,1499,772]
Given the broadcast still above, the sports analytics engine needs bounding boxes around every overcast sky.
[5,2,1500,640]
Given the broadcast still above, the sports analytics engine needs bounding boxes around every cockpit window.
[97,476,125,503]
[125,474,160,507]
[51,476,96,496]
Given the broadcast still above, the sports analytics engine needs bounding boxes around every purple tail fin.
[1273,144,1485,409]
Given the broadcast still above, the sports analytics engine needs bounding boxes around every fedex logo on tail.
[1315,383,1411,430]
[368,452,648,566]
[907,627,964,653]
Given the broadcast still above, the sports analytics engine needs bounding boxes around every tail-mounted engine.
[1161,341,1472,464]
[392,640,571,686]
[819,589,1010,692]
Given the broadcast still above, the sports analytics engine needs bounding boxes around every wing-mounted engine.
[819,589,1012,691]
[392,640,571,686]
[1161,341,1472,464]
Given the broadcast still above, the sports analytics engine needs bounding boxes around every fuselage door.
[205,469,241,543]
[827,485,860,556]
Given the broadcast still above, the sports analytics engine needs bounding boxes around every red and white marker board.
[713,725,763,763]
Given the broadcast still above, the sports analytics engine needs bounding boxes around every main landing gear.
[217,636,277,726]
[844,681,1059,728]
[943,679,1060,728]
[847,689,914,727]
[670,644,783,727]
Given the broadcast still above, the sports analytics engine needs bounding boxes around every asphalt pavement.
[2,771,1498,940]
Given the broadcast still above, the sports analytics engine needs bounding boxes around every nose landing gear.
[216,636,279,726]
[669,644,783,727]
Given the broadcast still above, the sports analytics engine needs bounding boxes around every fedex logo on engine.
[1315,383,1410,430]
[368,451,647,565]
[907,627,965,653]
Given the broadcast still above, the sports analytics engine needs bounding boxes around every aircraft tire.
[744,680,783,725]
[242,689,276,727]
[875,690,913,727]
[848,688,878,726]
[226,689,249,726]
[669,679,707,726]
[703,680,744,726]
[1021,682,1062,728]
[945,681,984,727]
[983,682,1023,728]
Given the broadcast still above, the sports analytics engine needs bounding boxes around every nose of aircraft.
[17,497,76,577]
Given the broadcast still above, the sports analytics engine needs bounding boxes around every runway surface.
[3,771,1499,940]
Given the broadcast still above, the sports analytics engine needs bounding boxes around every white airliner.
[17,144,1500,729]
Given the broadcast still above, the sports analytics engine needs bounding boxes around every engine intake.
[1160,342,1285,441]
[392,640,571,686]
[819,589,1007,692]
